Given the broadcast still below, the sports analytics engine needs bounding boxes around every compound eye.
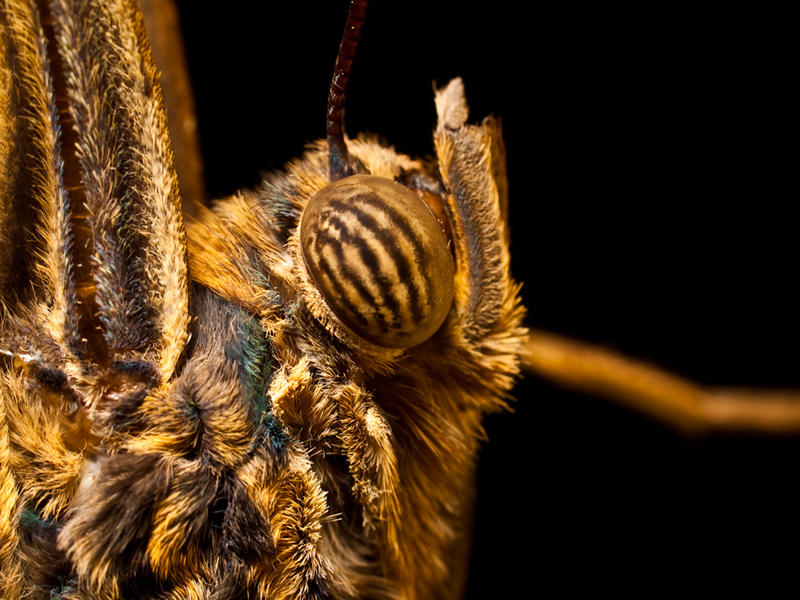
[299,174,454,348]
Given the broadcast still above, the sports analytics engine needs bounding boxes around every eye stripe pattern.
[314,224,392,332]
[313,243,374,330]
[328,198,427,324]
[300,175,454,348]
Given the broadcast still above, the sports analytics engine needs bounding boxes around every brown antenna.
[327,0,370,180]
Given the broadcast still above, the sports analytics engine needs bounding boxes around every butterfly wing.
[138,0,206,218]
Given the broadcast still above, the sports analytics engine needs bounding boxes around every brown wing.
[139,0,206,219]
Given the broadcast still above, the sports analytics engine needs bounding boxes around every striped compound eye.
[299,174,455,348]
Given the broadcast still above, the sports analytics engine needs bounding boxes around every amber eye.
[299,174,454,348]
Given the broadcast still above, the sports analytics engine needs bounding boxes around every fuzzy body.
[0,1,526,598]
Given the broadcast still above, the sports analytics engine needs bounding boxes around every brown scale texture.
[0,1,526,598]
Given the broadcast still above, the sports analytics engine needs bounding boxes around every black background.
[174,3,796,595]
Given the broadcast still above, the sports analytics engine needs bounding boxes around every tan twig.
[521,329,800,434]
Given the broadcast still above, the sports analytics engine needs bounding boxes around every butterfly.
[3,1,796,597]
[1,0,527,597]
